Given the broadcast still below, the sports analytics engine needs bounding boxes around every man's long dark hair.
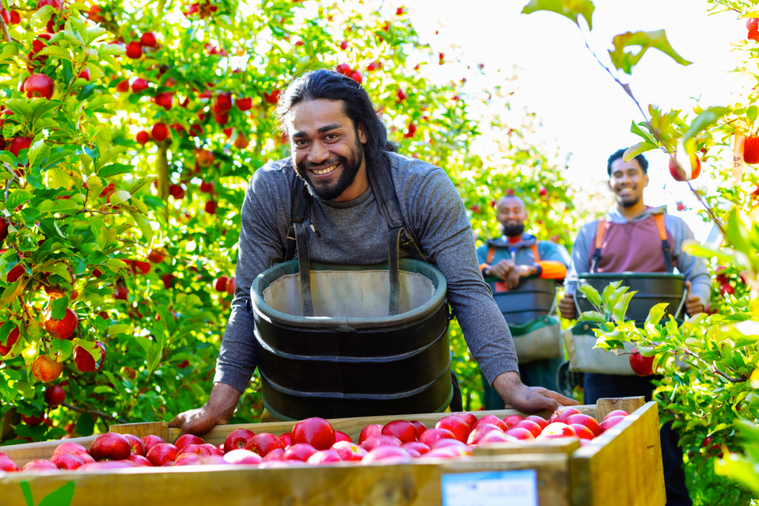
[276,69,396,172]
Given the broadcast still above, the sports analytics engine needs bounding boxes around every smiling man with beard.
[170,69,576,437]
[558,149,709,506]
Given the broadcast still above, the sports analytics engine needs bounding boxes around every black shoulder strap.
[284,177,311,262]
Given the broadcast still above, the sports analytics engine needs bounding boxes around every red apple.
[245,432,284,457]
[349,71,363,84]
[147,250,165,264]
[116,80,130,92]
[419,428,455,448]
[89,433,131,461]
[174,453,200,466]
[131,78,149,93]
[466,424,503,445]
[600,416,626,433]
[215,92,233,112]
[122,434,144,455]
[629,347,655,376]
[45,385,66,407]
[473,415,507,432]
[177,444,213,458]
[504,427,535,441]
[126,41,142,59]
[9,136,32,158]
[292,417,335,450]
[135,131,150,145]
[154,92,173,110]
[236,97,253,111]
[226,276,236,296]
[50,453,85,470]
[282,443,318,462]
[151,122,169,142]
[52,442,87,457]
[565,414,602,437]
[141,435,166,454]
[451,412,477,429]
[7,264,24,282]
[263,448,285,461]
[126,454,153,467]
[174,434,205,450]
[199,180,215,193]
[416,448,460,460]
[307,449,342,465]
[45,308,78,340]
[603,410,629,420]
[169,184,185,199]
[361,435,401,452]
[669,152,701,182]
[744,136,759,164]
[214,276,228,292]
[361,446,411,465]
[73,341,106,372]
[409,420,427,439]
[435,416,470,443]
[331,441,367,461]
[569,424,595,440]
[334,431,351,443]
[32,355,63,382]
[223,449,263,465]
[223,429,255,453]
[525,415,548,431]
[502,415,525,429]
[22,459,58,471]
[78,67,90,81]
[205,200,217,214]
[22,413,46,426]
[358,424,383,444]
[0,323,20,356]
[548,407,582,424]
[382,420,417,443]
[263,90,281,105]
[401,441,430,455]
[335,63,352,76]
[140,32,157,47]
[512,420,542,438]
[541,423,577,438]
[200,443,222,457]
[0,457,19,472]
[279,432,292,448]
[146,443,178,466]
[78,460,135,471]
[24,73,55,99]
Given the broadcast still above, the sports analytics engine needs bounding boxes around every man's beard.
[616,192,640,208]
[295,138,364,201]
[501,223,524,237]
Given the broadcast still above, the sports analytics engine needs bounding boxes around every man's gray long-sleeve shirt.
[564,205,711,304]
[214,152,519,393]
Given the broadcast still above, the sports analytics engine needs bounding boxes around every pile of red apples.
[0,407,629,472]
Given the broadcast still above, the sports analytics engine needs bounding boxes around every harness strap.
[653,214,674,273]
[486,245,495,265]
[590,219,606,273]
[294,222,313,316]
[530,243,540,262]
[389,227,402,316]
[284,178,311,262]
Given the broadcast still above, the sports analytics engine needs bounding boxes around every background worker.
[559,149,710,506]
[477,195,571,408]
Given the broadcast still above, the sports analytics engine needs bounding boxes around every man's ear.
[643,172,650,188]
[357,123,368,144]
[607,180,613,192]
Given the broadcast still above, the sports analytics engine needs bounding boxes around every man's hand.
[505,264,537,289]
[486,259,515,281]
[558,293,576,320]
[684,281,703,317]
[493,371,578,413]
[168,382,241,439]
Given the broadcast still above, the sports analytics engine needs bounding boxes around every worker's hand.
[558,292,576,320]
[505,264,537,289]
[493,372,578,413]
[168,383,241,440]
[487,259,515,281]
[684,281,704,317]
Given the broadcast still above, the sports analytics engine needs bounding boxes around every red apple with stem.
[146,443,178,466]
[32,355,63,382]
[45,308,78,340]
[245,433,284,457]
[174,434,204,450]
[9,137,32,158]
[24,73,55,99]
[629,347,655,376]
[292,417,336,450]
[90,433,132,461]
[331,441,367,461]
[223,429,255,453]
[141,435,166,454]
[123,434,144,455]
[73,341,106,372]
[435,416,470,443]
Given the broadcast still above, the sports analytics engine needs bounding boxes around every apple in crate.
[223,449,263,465]
[419,428,456,448]
[263,448,285,461]
[127,455,152,467]
[223,429,255,453]
[504,427,535,440]
[307,449,342,465]
[382,420,417,443]
[565,414,602,437]
[512,420,542,438]
[600,416,626,432]
[175,434,205,450]
[22,460,59,471]
[358,424,383,444]
[435,416,471,443]
[361,435,401,451]
[467,424,503,445]
[473,415,507,431]
[502,415,524,429]
[141,435,166,454]
[451,412,477,429]
[361,446,412,465]
[146,443,178,466]
[52,442,88,457]
[282,443,318,462]
[331,441,368,461]
[292,417,336,450]
[0,457,19,472]
[245,433,284,457]
[123,434,144,455]
[401,441,430,455]
[335,431,352,443]
[50,453,85,470]
[89,433,131,461]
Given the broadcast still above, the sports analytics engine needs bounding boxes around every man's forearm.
[206,382,243,420]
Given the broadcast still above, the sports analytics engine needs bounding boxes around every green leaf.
[683,106,729,144]
[38,45,72,61]
[612,291,636,323]
[98,44,126,57]
[109,190,131,205]
[609,30,692,75]
[645,303,669,327]
[50,296,70,321]
[748,105,758,124]
[578,311,606,322]
[624,141,658,161]
[107,324,131,336]
[26,139,50,170]
[49,339,74,362]
[43,262,72,280]
[521,0,595,29]
[7,191,33,211]
[98,163,133,178]
[129,211,154,242]
[76,412,95,436]
[579,284,602,309]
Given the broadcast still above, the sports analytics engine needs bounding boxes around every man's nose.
[308,141,329,164]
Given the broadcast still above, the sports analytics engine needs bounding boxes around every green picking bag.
[510,316,563,364]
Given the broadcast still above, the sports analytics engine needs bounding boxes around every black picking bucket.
[251,259,452,421]
[574,273,687,322]
[485,277,558,326]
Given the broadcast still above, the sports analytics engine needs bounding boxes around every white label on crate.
[441,470,538,506]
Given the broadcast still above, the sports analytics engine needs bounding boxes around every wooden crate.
[0,397,664,506]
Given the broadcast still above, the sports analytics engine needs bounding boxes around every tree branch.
[62,403,126,423]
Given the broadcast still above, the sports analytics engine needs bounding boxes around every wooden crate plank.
[595,397,645,422]
[0,455,570,506]
[0,435,97,468]
[570,401,665,506]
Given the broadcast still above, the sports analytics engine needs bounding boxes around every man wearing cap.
[477,195,571,408]
[559,148,710,506]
